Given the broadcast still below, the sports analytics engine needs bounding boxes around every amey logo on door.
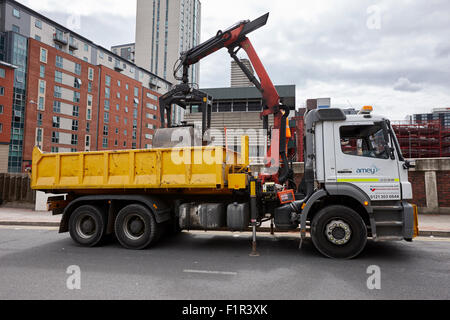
[356,165,380,175]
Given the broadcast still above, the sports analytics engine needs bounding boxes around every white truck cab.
[288,107,419,258]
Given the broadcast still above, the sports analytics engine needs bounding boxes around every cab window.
[340,124,390,159]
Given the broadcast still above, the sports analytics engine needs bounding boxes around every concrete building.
[111,43,135,63]
[135,0,201,125]
[230,58,254,87]
[184,85,296,163]
[0,0,171,172]
[135,0,201,84]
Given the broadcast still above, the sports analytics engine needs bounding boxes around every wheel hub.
[76,215,96,239]
[124,215,146,240]
[325,220,351,245]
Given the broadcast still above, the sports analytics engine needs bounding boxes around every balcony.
[114,63,124,72]
[53,33,68,46]
[68,39,78,50]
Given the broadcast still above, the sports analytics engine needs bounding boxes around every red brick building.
[22,38,164,170]
[0,61,15,172]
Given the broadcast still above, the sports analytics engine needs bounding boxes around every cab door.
[333,121,401,201]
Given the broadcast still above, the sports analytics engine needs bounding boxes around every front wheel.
[311,205,367,259]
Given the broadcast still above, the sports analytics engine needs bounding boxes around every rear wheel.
[114,204,161,250]
[69,205,106,247]
[311,205,367,259]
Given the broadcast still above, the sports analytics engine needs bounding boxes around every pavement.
[0,227,449,299]
[0,206,449,238]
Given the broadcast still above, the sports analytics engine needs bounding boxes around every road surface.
[0,226,448,300]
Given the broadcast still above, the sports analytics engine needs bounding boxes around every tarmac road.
[0,226,449,300]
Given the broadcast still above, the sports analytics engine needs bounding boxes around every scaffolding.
[392,120,450,159]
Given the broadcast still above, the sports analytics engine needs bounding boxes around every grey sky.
[19,0,450,119]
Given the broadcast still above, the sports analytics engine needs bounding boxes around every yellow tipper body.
[31,138,249,193]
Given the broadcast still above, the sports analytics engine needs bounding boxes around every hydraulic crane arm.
[159,13,291,184]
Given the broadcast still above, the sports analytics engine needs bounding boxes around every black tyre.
[69,205,107,247]
[311,205,367,259]
[114,204,161,250]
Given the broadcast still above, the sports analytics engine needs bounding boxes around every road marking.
[183,269,237,276]
[0,225,58,231]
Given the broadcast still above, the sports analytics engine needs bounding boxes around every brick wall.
[409,171,426,207]
[437,171,450,207]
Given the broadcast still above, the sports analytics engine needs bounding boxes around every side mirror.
[403,160,416,169]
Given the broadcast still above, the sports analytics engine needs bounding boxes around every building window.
[54,86,61,98]
[104,112,109,123]
[117,80,121,87]
[40,65,45,78]
[125,107,128,113]
[73,105,79,117]
[123,141,127,147]
[53,101,61,113]
[52,116,60,128]
[56,56,63,68]
[105,75,111,87]
[35,19,42,29]
[124,129,127,136]
[35,35,41,42]
[72,120,78,131]
[114,140,118,147]
[85,135,91,148]
[37,113,43,126]
[0,68,5,78]
[103,125,109,136]
[87,107,92,121]
[99,51,104,59]
[38,97,45,110]
[88,68,94,81]
[52,132,59,144]
[105,87,110,99]
[71,134,78,145]
[83,57,88,62]
[147,92,158,100]
[116,104,120,111]
[115,116,119,123]
[75,63,81,75]
[86,122,90,133]
[84,44,89,52]
[88,82,92,93]
[40,48,47,63]
[74,78,81,89]
[0,105,3,114]
[124,118,128,125]
[103,138,108,148]
[55,71,62,83]
[12,8,20,18]
[39,80,46,94]
[36,128,43,144]
[115,128,119,134]
[133,109,138,119]
[117,92,120,99]
[87,95,93,107]
[12,25,20,33]
[51,147,59,153]
[104,100,110,111]
[0,87,3,96]
[134,87,139,97]
[73,92,80,103]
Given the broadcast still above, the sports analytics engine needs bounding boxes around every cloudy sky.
[19,0,450,119]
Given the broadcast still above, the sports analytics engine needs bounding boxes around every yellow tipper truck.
[31,14,418,259]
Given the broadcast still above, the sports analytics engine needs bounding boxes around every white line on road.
[183,269,238,276]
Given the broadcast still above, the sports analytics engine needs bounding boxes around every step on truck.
[31,13,419,259]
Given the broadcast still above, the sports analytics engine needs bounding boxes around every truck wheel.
[311,205,367,259]
[69,205,106,247]
[114,204,161,250]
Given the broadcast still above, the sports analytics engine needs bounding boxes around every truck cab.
[290,106,418,258]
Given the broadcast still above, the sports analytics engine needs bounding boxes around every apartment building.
[0,0,172,172]
[0,60,15,172]
[111,43,135,63]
